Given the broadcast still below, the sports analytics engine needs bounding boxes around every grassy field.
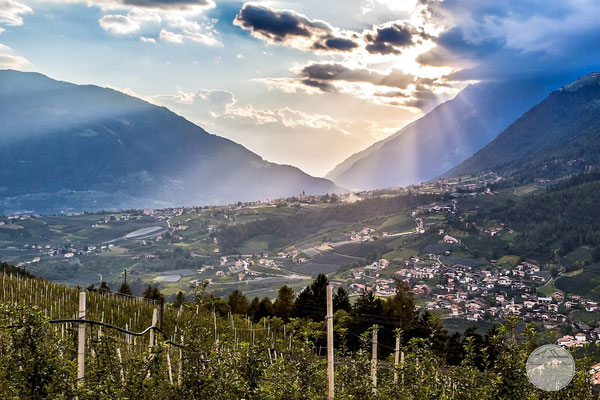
[537,279,562,297]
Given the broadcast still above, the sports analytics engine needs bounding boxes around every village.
[3,174,599,351]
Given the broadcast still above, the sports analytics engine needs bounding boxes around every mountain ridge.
[0,70,343,214]
[325,79,563,191]
[445,72,600,181]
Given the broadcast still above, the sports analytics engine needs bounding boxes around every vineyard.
[0,264,598,399]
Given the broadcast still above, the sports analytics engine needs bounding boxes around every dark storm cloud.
[301,79,338,93]
[300,63,414,90]
[312,37,359,52]
[234,4,330,42]
[234,4,359,53]
[365,23,426,55]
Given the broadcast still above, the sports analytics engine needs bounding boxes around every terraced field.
[555,263,600,300]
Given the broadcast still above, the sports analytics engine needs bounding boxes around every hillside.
[0,70,342,214]
[447,73,600,181]
[325,79,557,190]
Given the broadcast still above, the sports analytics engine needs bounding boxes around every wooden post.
[213,309,218,342]
[167,349,174,385]
[400,349,405,386]
[178,336,184,386]
[371,328,378,395]
[116,348,125,383]
[149,308,158,348]
[77,292,86,383]
[394,335,400,384]
[326,285,335,400]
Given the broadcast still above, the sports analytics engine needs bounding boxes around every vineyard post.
[178,335,184,386]
[394,335,400,384]
[213,309,218,342]
[371,327,378,395]
[149,308,158,348]
[160,297,164,329]
[77,291,86,383]
[326,284,335,400]
[401,349,405,385]
[116,348,125,383]
[167,349,174,385]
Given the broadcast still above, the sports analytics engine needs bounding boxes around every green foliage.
[273,285,295,321]
[217,193,437,252]
[0,269,598,399]
[143,285,164,302]
[473,172,600,260]
[228,289,249,315]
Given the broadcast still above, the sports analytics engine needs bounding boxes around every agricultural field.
[555,263,600,300]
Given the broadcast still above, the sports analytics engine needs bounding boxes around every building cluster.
[348,227,377,242]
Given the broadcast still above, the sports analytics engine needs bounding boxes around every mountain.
[446,73,600,181]
[0,70,342,214]
[325,79,560,190]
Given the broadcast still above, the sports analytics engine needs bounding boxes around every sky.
[0,0,599,176]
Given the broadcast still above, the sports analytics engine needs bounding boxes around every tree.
[228,290,249,315]
[352,290,384,333]
[273,285,295,320]
[254,298,273,322]
[98,281,111,294]
[143,285,164,302]
[333,287,351,312]
[383,279,417,332]
[117,281,132,296]
[293,274,328,320]
[248,296,260,320]
[173,291,186,308]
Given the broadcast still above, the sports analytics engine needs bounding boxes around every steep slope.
[446,73,600,181]
[0,70,342,214]
[326,79,559,190]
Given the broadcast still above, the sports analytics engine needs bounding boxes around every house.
[497,277,512,286]
[575,333,587,343]
[351,283,367,292]
[537,297,552,304]
[524,300,536,309]
[589,362,600,384]
[557,335,575,347]
[443,235,459,244]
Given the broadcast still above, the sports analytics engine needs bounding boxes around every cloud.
[127,8,161,24]
[0,52,29,68]
[97,0,214,11]
[417,0,600,82]
[159,28,183,43]
[0,27,4,34]
[0,0,32,26]
[301,78,337,93]
[234,4,358,53]
[300,63,415,89]
[364,22,427,54]
[312,36,359,51]
[234,4,330,41]
[140,36,155,43]
[99,14,140,35]
[157,26,219,45]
